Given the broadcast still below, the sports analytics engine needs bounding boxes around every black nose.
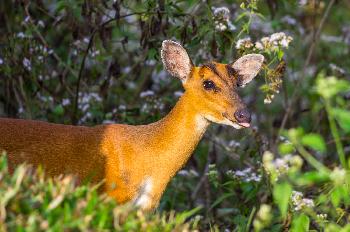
[234,109,251,123]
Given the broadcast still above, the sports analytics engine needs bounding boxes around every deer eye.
[203,80,216,90]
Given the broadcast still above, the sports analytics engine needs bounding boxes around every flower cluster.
[262,59,286,104]
[291,191,314,211]
[330,167,347,186]
[22,58,32,71]
[329,63,346,76]
[78,92,103,123]
[178,169,199,178]
[235,37,254,50]
[212,7,236,32]
[317,213,328,220]
[139,90,165,114]
[140,90,155,98]
[226,167,262,183]
[207,164,219,187]
[263,151,303,181]
[236,32,293,51]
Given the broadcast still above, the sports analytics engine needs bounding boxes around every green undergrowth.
[0,154,200,232]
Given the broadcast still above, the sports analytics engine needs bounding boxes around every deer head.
[161,40,264,129]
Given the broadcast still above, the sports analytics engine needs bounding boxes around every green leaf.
[316,75,350,99]
[278,142,295,155]
[293,171,330,185]
[273,182,292,219]
[301,133,326,152]
[331,187,342,207]
[332,108,350,133]
[277,49,284,61]
[291,214,309,232]
[53,105,64,116]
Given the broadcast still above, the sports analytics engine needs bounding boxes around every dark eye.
[203,80,216,90]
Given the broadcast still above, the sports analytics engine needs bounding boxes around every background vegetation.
[0,0,350,231]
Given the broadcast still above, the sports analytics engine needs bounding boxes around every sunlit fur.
[185,63,246,126]
[0,62,251,211]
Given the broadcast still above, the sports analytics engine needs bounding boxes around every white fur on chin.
[204,115,244,129]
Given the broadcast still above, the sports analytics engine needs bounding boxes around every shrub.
[0,154,199,231]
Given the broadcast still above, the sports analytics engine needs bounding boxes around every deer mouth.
[237,122,250,128]
[223,115,251,129]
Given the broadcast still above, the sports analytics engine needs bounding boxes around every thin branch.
[71,10,190,124]
[276,0,336,141]
[24,4,78,78]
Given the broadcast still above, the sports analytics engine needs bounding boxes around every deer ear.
[231,54,264,87]
[161,40,193,82]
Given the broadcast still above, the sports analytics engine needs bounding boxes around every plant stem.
[297,145,330,174]
[325,100,347,169]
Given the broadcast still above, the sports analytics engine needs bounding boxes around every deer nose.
[234,109,251,124]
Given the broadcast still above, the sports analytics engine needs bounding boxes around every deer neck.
[148,92,209,179]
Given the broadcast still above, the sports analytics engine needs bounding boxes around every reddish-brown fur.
[0,41,264,210]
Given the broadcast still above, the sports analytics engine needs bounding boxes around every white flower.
[90,49,100,57]
[257,33,293,50]
[280,36,293,48]
[236,37,253,49]
[213,6,230,18]
[299,0,308,6]
[227,22,236,31]
[260,37,270,47]
[140,90,155,98]
[145,60,156,66]
[264,98,272,104]
[22,58,31,71]
[317,214,327,220]
[174,91,183,98]
[178,169,198,177]
[330,167,346,185]
[17,32,25,38]
[270,32,286,43]
[329,63,345,75]
[24,16,30,23]
[18,106,24,114]
[103,119,116,124]
[263,152,303,181]
[228,140,240,148]
[118,105,126,111]
[281,15,297,25]
[0,57,3,65]
[291,191,314,211]
[212,7,234,32]
[83,37,90,44]
[62,98,71,106]
[255,42,264,50]
[37,20,45,28]
[215,22,227,31]
[227,167,262,183]
[78,92,102,112]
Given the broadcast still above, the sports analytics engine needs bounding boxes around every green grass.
[0,154,199,232]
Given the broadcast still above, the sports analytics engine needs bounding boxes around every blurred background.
[1,0,350,230]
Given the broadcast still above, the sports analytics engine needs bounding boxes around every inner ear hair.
[161,40,193,82]
[226,64,243,87]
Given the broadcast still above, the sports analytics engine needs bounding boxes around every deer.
[0,40,264,210]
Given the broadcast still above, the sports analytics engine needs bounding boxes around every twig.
[24,4,78,78]
[276,0,336,142]
[72,10,189,123]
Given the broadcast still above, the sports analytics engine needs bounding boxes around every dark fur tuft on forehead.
[202,62,221,77]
